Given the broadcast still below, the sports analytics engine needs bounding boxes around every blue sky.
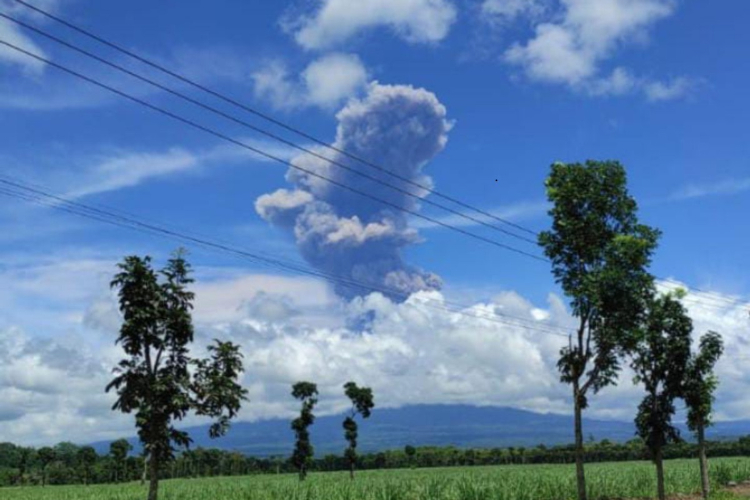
[0,0,749,446]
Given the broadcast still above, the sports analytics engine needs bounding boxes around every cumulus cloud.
[2,253,750,445]
[196,289,575,422]
[503,0,696,100]
[255,82,452,300]
[252,53,368,111]
[289,0,457,50]
[0,326,129,445]
[303,53,370,108]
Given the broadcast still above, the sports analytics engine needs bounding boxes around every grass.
[3,458,750,500]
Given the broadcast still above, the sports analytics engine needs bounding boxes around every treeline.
[2,436,750,487]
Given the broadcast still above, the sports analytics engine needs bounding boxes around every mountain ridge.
[91,404,750,457]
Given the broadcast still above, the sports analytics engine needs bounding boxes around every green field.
[3,458,750,500]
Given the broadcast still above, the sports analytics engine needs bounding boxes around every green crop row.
[3,458,749,500]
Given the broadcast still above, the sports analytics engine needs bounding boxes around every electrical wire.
[0,38,549,264]
[10,0,538,238]
[4,2,747,313]
[0,175,574,338]
[0,11,539,247]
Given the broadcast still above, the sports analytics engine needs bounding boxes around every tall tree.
[107,251,248,500]
[109,439,132,483]
[684,330,724,500]
[632,291,693,500]
[539,160,659,500]
[37,447,55,487]
[290,381,318,481]
[342,382,375,479]
[404,445,417,468]
[76,446,98,486]
[17,447,34,485]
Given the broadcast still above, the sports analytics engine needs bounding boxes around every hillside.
[91,404,750,456]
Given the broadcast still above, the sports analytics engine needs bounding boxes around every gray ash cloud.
[255,82,452,301]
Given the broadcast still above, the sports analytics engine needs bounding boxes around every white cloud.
[2,254,750,445]
[290,0,457,50]
[0,0,65,74]
[252,53,368,111]
[643,76,696,101]
[250,60,298,110]
[303,53,369,108]
[506,22,595,84]
[0,16,48,74]
[207,289,572,422]
[5,138,301,203]
[0,326,131,445]
[504,0,695,100]
[482,0,547,22]
[667,176,750,202]
[585,66,638,96]
[66,148,199,199]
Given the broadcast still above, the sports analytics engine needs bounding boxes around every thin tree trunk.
[141,455,147,486]
[655,445,666,500]
[698,421,710,500]
[350,462,355,480]
[148,454,159,500]
[574,383,588,500]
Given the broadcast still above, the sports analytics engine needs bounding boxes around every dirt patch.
[726,481,750,497]
[612,495,702,500]
[613,482,750,500]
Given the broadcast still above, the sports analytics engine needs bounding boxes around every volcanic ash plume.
[255,82,452,300]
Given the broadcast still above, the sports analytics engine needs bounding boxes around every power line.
[0,175,573,338]
[0,170,741,339]
[0,11,539,247]
[10,0,538,238]
[1,39,742,317]
[5,4,747,313]
[659,278,749,308]
[0,39,549,264]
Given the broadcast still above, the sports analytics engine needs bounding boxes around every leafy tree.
[684,330,724,499]
[37,447,56,487]
[404,445,416,468]
[632,291,692,500]
[76,447,98,486]
[342,382,375,479]
[17,447,34,485]
[54,442,79,469]
[290,381,318,481]
[109,439,132,483]
[539,160,659,500]
[107,252,248,500]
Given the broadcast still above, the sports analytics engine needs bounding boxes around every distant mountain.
[91,404,750,457]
